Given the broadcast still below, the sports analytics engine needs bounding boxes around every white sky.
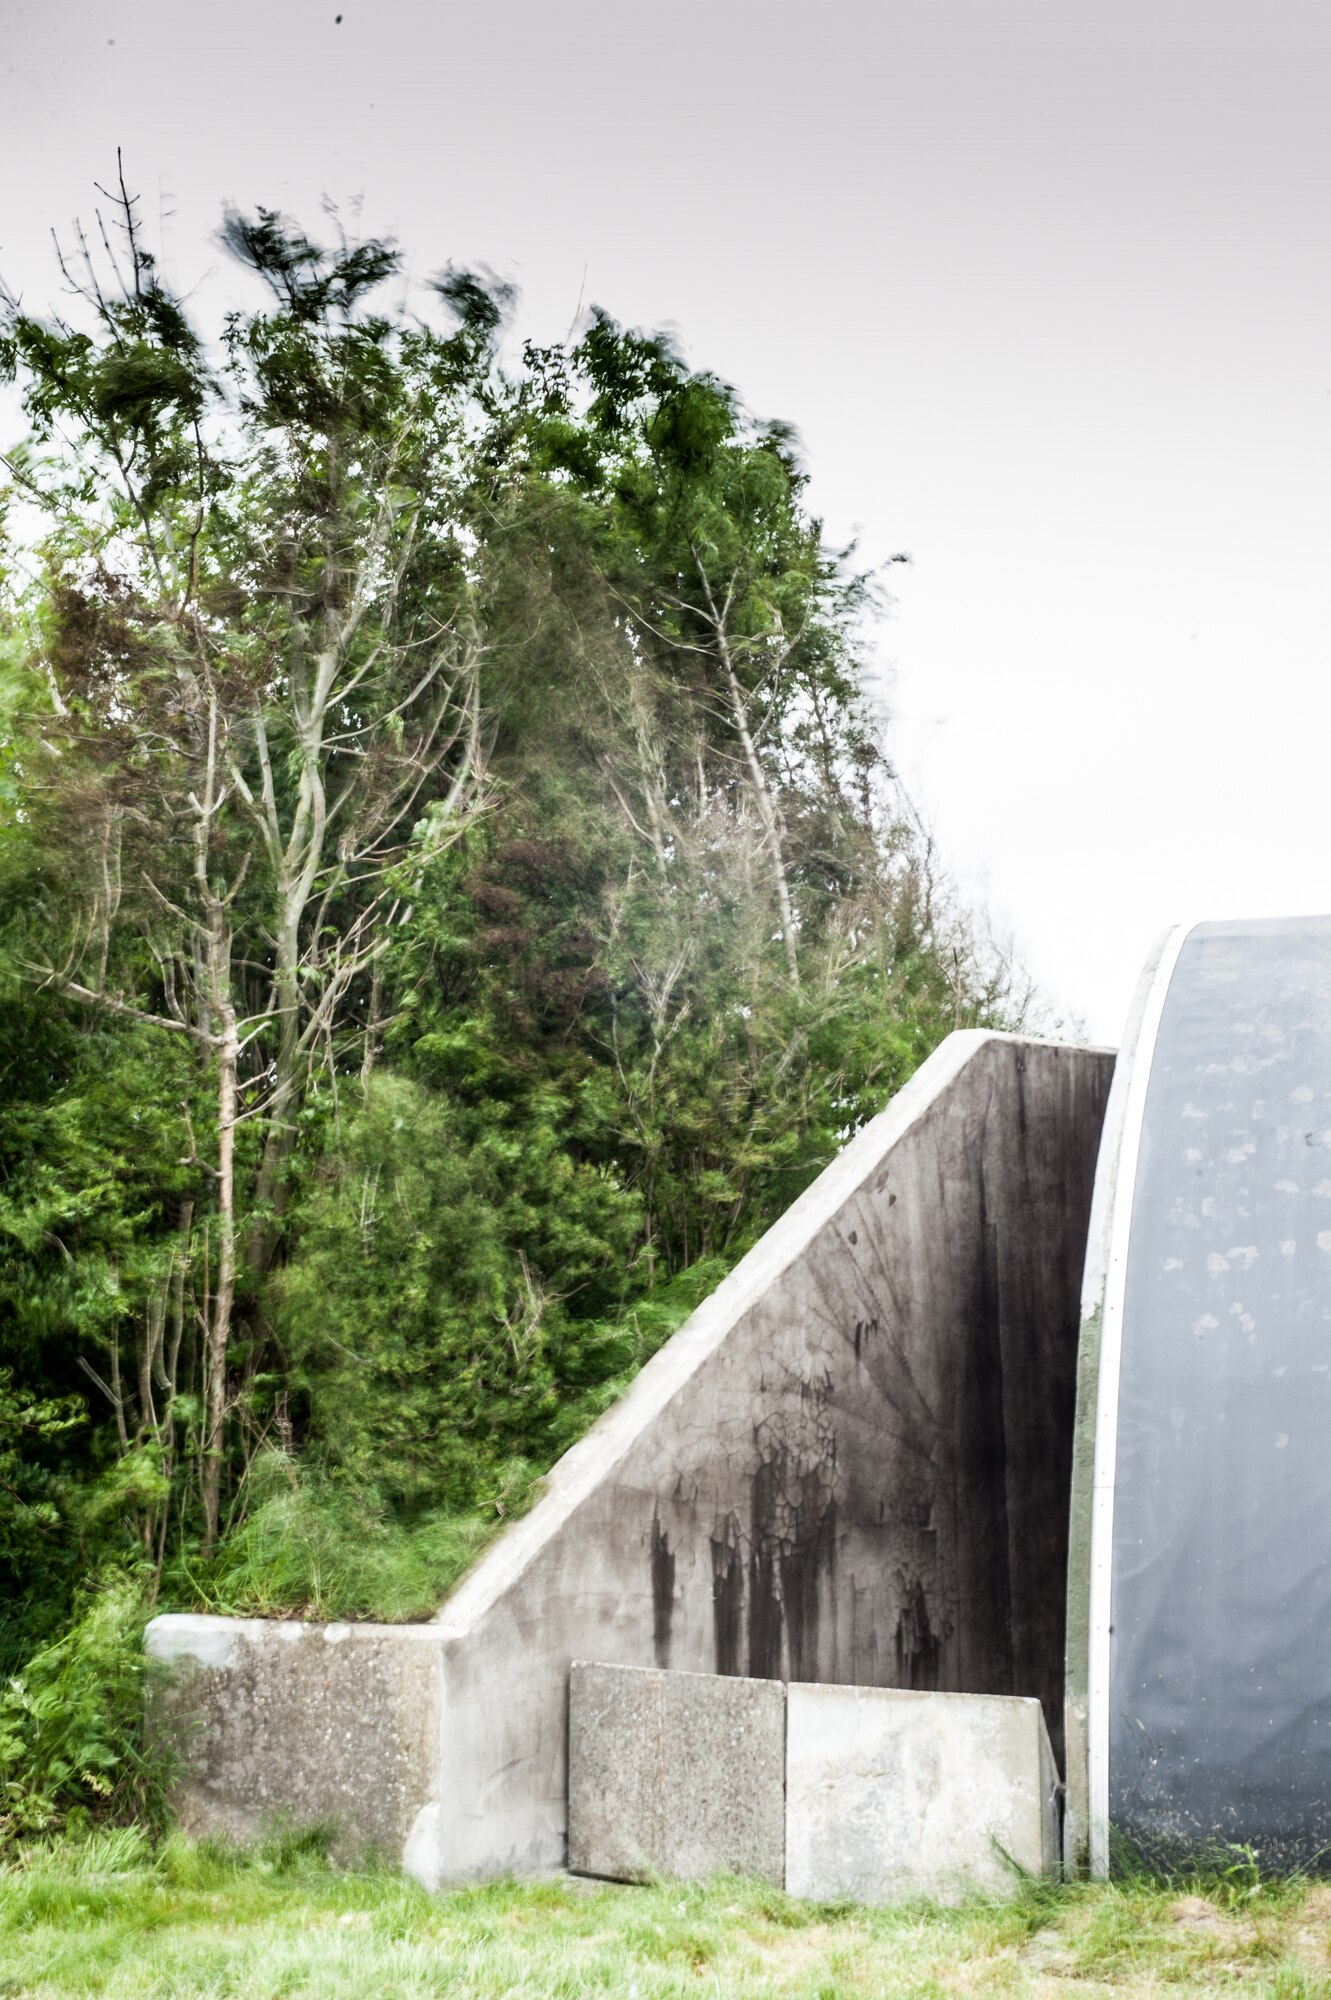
[3,0,1329,1043]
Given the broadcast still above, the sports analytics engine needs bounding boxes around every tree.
[1,177,493,1547]
[0,180,1032,1657]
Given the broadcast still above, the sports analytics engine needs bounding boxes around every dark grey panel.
[1111,916,1331,1865]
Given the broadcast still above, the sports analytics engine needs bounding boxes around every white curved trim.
[1086,922,1191,1875]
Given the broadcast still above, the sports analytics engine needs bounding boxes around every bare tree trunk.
[360,959,384,1085]
[716,641,801,989]
[202,996,237,1556]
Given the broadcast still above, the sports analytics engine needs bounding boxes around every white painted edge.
[437,1028,1084,1636]
[1086,922,1191,1876]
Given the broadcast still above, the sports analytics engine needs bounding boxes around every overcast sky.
[3,0,1328,1042]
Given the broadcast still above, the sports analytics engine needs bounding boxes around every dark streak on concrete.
[651,1512,675,1668]
[710,1514,744,1676]
[894,1574,943,1688]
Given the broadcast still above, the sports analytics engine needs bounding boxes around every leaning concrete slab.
[150,1029,1112,1888]
[568,1661,785,1886]
[785,1683,1059,1903]
[145,1614,442,1870]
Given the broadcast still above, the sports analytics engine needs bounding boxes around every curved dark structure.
[1068,916,1331,1872]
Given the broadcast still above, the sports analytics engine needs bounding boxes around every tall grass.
[192,1454,536,1624]
[189,1256,732,1626]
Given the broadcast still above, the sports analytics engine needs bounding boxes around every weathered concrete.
[567,1661,785,1885]
[785,1682,1059,1902]
[423,1032,1110,1883]
[149,1029,1113,1888]
[568,1663,1058,1902]
[146,1614,442,1869]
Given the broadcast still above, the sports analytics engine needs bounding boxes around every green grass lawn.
[5,1829,1331,1998]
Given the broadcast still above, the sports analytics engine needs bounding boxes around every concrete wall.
[568,1661,785,1886]
[146,1615,442,1869]
[427,1029,1110,1883]
[568,1662,1058,1903]
[149,1028,1113,1888]
[785,1682,1059,1902]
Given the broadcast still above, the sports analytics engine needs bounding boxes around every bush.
[0,1576,159,1841]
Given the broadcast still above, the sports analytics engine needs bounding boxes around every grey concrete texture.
[568,1661,785,1886]
[149,1029,1112,1888]
[146,1614,442,1871]
[785,1682,1060,1903]
[426,1031,1111,1884]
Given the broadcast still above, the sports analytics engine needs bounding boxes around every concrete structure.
[1067,915,1331,1877]
[785,1683,1059,1902]
[146,1615,441,1868]
[568,1662,785,1886]
[149,1027,1113,1888]
[567,1662,1057,1902]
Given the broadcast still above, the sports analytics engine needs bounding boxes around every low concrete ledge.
[786,1683,1060,1903]
[568,1661,785,1886]
[146,1613,443,1875]
[569,1663,1060,1903]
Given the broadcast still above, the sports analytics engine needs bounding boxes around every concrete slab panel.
[568,1661,785,1886]
[146,1614,442,1874]
[785,1683,1059,1903]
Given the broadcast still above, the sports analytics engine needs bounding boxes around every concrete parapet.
[145,1613,442,1872]
[785,1682,1059,1902]
[568,1661,785,1886]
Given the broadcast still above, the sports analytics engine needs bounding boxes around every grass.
[177,1260,735,1627]
[6,1833,1331,1998]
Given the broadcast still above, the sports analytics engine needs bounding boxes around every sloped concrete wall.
[149,1028,1112,1888]
[426,1030,1112,1883]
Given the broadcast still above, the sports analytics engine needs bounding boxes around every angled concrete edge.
[437,1029,1057,1637]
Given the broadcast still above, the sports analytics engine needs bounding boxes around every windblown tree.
[1,186,493,1549]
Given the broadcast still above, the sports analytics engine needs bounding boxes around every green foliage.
[274,1071,642,1509]
[0,1370,82,1571]
[194,1452,528,1623]
[0,1578,158,1841]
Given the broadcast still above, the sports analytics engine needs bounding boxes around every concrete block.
[785,1683,1060,1903]
[568,1661,785,1886]
[146,1614,443,1875]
